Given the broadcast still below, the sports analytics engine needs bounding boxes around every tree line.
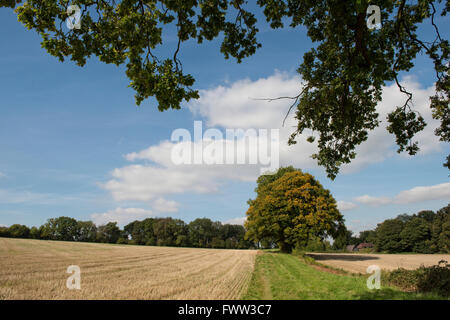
[333,204,450,253]
[0,216,254,249]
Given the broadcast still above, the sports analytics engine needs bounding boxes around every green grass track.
[242,252,444,300]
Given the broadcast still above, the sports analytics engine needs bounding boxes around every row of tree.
[0,216,254,249]
[2,164,447,254]
[334,204,450,253]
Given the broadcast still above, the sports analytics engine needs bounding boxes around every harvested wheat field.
[307,252,450,274]
[0,238,257,300]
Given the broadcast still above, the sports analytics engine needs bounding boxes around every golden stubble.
[0,238,258,300]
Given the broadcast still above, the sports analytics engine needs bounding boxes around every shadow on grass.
[306,253,380,261]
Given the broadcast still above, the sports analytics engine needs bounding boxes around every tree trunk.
[279,242,292,253]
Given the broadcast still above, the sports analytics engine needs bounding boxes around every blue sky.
[0,5,449,234]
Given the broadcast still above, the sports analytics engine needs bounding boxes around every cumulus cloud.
[188,72,302,129]
[395,183,450,204]
[353,195,392,207]
[101,72,444,204]
[188,72,318,170]
[101,73,313,203]
[91,207,156,226]
[101,163,263,203]
[337,201,358,211]
[350,182,450,207]
[102,135,275,202]
[189,73,442,173]
[101,164,218,202]
[124,140,175,163]
[223,217,246,226]
[190,73,443,174]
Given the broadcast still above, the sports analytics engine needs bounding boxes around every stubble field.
[0,238,257,300]
[306,252,450,273]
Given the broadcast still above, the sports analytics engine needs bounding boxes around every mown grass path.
[243,252,444,300]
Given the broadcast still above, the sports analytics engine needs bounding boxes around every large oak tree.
[244,167,344,253]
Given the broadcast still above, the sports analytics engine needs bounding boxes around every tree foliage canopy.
[1,0,448,178]
[245,167,344,253]
[372,204,450,253]
[0,215,253,249]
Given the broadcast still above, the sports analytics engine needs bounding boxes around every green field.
[243,252,444,300]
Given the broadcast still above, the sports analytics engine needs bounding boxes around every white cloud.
[188,72,301,129]
[189,72,442,174]
[337,201,358,211]
[102,137,270,202]
[91,207,155,226]
[101,161,260,202]
[101,73,445,204]
[151,197,179,213]
[124,140,174,163]
[395,183,450,204]
[353,195,392,207]
[0,172,5,178]
[188,72,318,170]
[101,73,315,203]
[101,164,217,202]
[223,217,246,225]
[351,182,450,207]
[124,138,273,179]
